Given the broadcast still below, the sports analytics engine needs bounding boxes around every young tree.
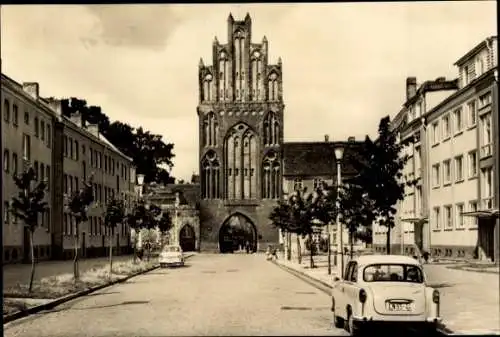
[338,182,376,258]
[104,197,126,277]
[67,176,94,281]
[157,211,173,248]
[269,200,294,260]
[10,168,49,292]
[126,203,143,264]
[358,116,418,254]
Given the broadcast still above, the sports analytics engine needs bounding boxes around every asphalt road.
[4,253,347,337]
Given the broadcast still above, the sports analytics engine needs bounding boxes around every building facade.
[282,136,365,256]
[197,14,284,252]
[146,183,200,252]
[2,74,136,264]
[379,36,499,262]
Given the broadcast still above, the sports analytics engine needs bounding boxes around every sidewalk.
[274,254,500,335]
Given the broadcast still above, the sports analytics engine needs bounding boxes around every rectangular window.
[13,104,18,126]
[40,120,45,141]
[431,121,439,144]
[63,174,68,194]
[3,149,9,173]
[414,146,421,177]
[468,151,478,178]
[24,111,29,125]
[40,163,45,182]
[35,117,39,137]
[70,138,74,159]
[456,203,465,228]
[63,136,68,157]
[46,124,51,147]
[3,99,10,122]
[454,155,464,182]
[12,153,18,176]
[34,161,39,180]
[480,113,492,158]
[432,164,440,187]
[443,160,451,184]
[293,178,303,191]
[22,134,31,160]
[467,100,477,127]
[4,201,10,224]
[442,114,451,139]
[444,205,453,229]
[433,207,441,230]
[313,178,322,190]
[453,107,463,134]
[478,92,491,109]
[46,165,50,191]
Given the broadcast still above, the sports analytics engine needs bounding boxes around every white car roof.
[353,254,421,266]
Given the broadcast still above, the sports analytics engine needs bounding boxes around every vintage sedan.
[331,255,441,335]
[159,245,185,268]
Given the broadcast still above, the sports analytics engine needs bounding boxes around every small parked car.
[331,255,441,335]
[159,245,184,268]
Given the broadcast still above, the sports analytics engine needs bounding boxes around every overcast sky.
[1,2,496,181]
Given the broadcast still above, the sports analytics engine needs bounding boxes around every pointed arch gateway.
[218,212,257,253]
[224,123,257,200]
[179,224,196,252]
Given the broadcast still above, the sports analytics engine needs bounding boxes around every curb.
[3,254,195,324]
[271,260,454,335]
[445,265,499,274]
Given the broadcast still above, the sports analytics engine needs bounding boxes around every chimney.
[69,111,83,127]
[348,136,356,142]
[324,134,330,142]
[22,82,39,99]
[406,77,417,100]
[46,98,62,115]
[86,123,99,137]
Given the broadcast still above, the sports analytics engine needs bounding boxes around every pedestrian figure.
[272,248,278,260]
[245,240,250,254]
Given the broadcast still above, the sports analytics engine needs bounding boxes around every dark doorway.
[179,224,196,252]
[414,222,424,253]
[219,213,257,254]
[23,227,31,263]
[479,217,495,262]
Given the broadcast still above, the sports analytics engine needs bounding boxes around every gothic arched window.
[203,73,213,101]
[201,150,220,199]
[263,112,279,146]
[225,123,257,200]
[203,112,219,147]
[219,51,228,102]
[268,72,279,101]
[262,151,280,199]
[251,50,262,101]
[234,30,246,101]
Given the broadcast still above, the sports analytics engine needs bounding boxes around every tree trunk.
[28,231,36,293]
[109,235,113,278]
[133,235,138,264]
[287,232,292,261]
[386,226,391,255]
[296,235,302,264]
[309,233,315,269]
[73,225,80,282]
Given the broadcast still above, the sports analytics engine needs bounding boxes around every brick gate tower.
[197,13,284,252]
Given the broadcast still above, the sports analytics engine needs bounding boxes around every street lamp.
[334,145,344,278]
[137,174,145,199]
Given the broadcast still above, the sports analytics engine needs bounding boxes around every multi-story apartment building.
[2,74,136,264]
[381,36,499,262]
[373,77,459,255]
[2,77,55,263]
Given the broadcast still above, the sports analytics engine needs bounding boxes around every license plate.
[387,302,412,311]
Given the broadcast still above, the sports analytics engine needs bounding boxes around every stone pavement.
[274,254,500,335]
[3,255,134,289]
[4,253,347,337]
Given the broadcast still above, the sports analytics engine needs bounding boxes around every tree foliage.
[59,97,176,184]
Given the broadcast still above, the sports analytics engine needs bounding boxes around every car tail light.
[359,289,367,303]
[432,290,440,303]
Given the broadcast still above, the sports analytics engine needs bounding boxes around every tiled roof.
[282,141,364,177]
[148,184,201,207]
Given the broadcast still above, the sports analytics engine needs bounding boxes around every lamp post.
[334,146,344,278]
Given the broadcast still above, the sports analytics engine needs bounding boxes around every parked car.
[331,255,441,335]
[159,245,184,268]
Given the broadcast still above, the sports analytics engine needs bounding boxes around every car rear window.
[363,264,424,283]
[164,246,180,252]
